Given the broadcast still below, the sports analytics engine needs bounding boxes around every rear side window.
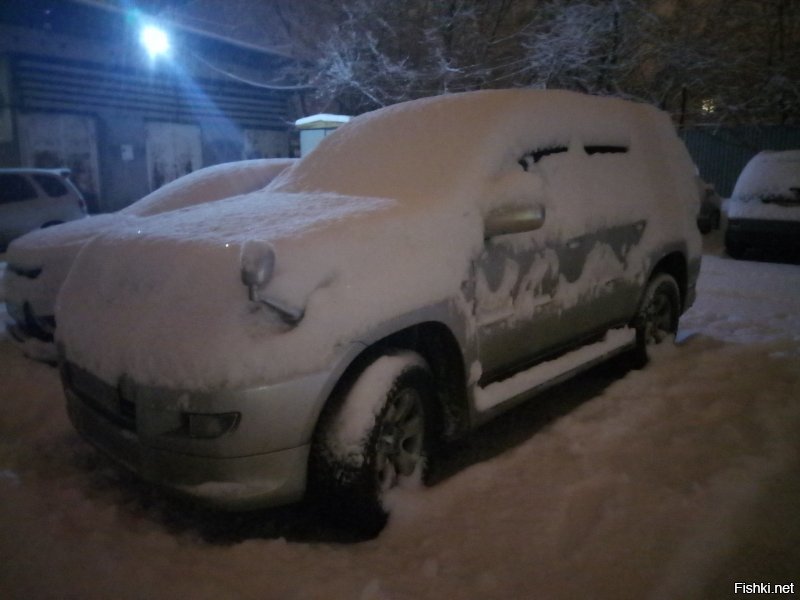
[518,146,569,171]
[584,145,628,155]
[32,174,69,197]
[0,174,38,204]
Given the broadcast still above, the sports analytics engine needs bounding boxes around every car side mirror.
[240,240,276,298]
[484,205,546,238]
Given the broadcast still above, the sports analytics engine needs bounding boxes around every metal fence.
[680,126,800,197]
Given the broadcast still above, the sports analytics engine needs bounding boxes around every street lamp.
[140,24,170,59]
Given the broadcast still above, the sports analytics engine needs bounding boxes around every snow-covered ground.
[1,233,799,599]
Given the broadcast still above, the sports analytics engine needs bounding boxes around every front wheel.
[309,351,435,534]
[631,273,680,367]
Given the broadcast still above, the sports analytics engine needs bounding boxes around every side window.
[32,174,69,197]
[518,146,569,171]
[0,174,38,204]
[584,145,628,155]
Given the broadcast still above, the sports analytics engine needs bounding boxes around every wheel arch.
[649,250,689,311]
[312,320,471,453]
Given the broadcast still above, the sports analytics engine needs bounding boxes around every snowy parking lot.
[1,233,799,599]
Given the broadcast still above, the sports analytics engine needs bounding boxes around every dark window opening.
[0,174,37,204]
[584,145,628,155]
[518,146,569,171]
[32,174,69,198]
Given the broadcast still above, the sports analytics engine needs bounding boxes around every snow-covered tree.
[309,0,537,114]
[175,0,799,125]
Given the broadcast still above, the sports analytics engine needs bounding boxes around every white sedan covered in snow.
[57,89,701,532]
[725,150,800,259]
[3,158,296,361]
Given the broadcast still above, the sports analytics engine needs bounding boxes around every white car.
[4,158,296,360]
[58,90,701,532]
[0,168,87,252]
[725,150,800,259]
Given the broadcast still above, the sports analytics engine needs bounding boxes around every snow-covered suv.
[57,90,701,531]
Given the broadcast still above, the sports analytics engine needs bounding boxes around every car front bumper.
[726,218,800,251]
[61,360,332,510]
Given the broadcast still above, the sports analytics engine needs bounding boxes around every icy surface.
[1,234,799,598]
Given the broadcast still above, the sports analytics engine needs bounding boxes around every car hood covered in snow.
[57,190,483,390]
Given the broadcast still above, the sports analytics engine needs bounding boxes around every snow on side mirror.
[484,205,546,238]
[240,240,276,298]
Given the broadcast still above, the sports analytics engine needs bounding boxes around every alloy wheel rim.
[375,387,424,492]
[645,292,673,345]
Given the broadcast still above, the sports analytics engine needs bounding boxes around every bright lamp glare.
[141,25,170,58]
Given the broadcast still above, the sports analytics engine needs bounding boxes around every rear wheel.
[309,351,434,535]
[631,273,680,367]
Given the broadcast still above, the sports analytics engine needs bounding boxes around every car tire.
[309,351,435,535]
[630,273,680,367]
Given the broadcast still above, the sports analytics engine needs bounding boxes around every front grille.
[65,363,136,431]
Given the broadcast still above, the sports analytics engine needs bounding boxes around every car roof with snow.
[269,89,669,204]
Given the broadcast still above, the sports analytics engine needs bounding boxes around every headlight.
[185,412,240,439]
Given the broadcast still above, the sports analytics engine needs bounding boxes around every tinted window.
[0,174,38,204]
[32,174,69,197]
[518,146,569,171]
[584,145,628,155]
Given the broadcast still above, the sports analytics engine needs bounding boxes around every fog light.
[186,412,240,439]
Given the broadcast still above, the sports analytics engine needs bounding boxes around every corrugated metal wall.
[13,54,289,130]
[681,126,800,197]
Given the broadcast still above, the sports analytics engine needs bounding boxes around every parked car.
[57,90,702,532]
[4,158,296,361]
[697,181,722,234]
[0,168,87,252]
[725,150,800,258]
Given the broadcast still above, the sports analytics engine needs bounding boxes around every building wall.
[0,22,292,213]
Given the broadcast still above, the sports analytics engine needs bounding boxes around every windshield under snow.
[732,150,800,204]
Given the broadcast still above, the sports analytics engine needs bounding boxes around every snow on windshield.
[126,158,296,217]
[732,150,800,201]
[728,150,800,220]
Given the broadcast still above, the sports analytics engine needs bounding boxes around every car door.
[474,140,648,384]
[474,144,587,382]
